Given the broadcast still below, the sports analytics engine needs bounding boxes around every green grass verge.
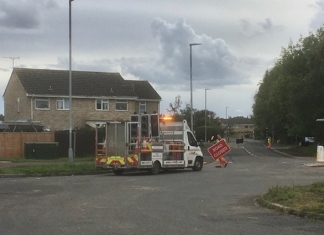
[279,145,317,157]
[0,162,105,176]
[259,182,324,220]
[0,156,95,163]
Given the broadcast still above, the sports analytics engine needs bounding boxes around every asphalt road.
[1,139,324,235]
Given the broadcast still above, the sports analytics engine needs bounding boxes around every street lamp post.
[189,43,201,132]
[68,0,74,163]
[204,89,210,142]
[226,107,229,142]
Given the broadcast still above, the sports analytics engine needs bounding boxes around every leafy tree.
[253,26,324,144]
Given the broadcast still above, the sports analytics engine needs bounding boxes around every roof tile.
[14,68,161,100]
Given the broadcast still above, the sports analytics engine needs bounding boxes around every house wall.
[4,72,31,121]
[231,124,254,138]
[134,101,159,114]
[4,71,160,130]
[31,98,159,130]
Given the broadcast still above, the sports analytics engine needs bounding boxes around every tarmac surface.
[1,139,324,234]
[0,142,324,226]
[1,140,324,168]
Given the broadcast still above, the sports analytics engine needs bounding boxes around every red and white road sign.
[207,139,231,161]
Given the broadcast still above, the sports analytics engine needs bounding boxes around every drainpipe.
[30,95,34,120]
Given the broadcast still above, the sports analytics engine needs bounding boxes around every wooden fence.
[0,132,54,159]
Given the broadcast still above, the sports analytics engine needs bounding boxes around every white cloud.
[0,0,320,119]
[239,18,283,37]
[310,0,324,29]
[122,18,258,92]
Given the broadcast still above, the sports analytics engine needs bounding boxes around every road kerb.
[257,196,324,221]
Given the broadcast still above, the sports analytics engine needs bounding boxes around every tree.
[167,95,182,116]
[166,96,223,141]
[253,26,324,144]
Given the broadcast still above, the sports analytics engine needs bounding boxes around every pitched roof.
[131,80,162,100]
[12,68,161,100]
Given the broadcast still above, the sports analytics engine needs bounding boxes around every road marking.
[242,145,258,157]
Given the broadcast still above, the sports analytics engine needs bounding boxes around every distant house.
[3,68,161,131]
[219,117,254,139]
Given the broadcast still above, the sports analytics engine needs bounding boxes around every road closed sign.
[207,139,231,161]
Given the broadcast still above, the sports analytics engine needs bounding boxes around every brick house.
[3,68,161,131]
[220,117,255,139]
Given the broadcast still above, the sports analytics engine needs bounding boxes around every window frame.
[96,99,109,111]
[115,100,128,111]
[56,98,70,110]
[35,98,50,110]
[139,101,146,114]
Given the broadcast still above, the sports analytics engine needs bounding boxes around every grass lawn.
[0,162,102,176]
[0,156,95,163]
[259,182,324,221]
[271,143,317,157]
[0,156,104,176]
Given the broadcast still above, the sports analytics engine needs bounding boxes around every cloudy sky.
[1,0,323,119]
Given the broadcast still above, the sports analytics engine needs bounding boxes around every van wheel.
[149,161,160,175]
[192,158,203,171]
[113,169,124,175]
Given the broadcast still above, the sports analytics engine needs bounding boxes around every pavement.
[269,145,324,167]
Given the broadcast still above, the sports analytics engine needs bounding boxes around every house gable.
[3,70,30,121]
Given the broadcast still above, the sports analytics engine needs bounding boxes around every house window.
[139,102,146,113]
[115,100,128,111]
[96,99,109,110]
[35,98,49,110]
[57,98,70,110]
